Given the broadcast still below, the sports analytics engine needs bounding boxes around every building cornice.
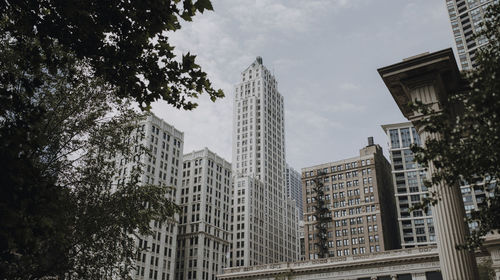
[377,48,462,121]
[219,246,440,279]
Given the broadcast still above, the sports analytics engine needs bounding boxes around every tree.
[478,259,495,280]
[411,3,500,249]
[0,34,179,278]
[312,171,331,258]
[1,1,221,278]
[1,0,224,110]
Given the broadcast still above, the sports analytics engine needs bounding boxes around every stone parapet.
[219,246,441,279]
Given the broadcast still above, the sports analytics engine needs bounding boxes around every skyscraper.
[381,122,435,248]
[176,148,232,280]
[445,0,494,70]
[286,163,304,220]
[302,139,399,259]
[382,122,489,248]
[114,113,184,280]
[231,57,299,267]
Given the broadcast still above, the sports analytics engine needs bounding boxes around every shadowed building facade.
[113,113,184,280]
[286,164,304,220]
[445,0,494,70]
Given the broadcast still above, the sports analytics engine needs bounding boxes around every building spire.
[256,56,263,64]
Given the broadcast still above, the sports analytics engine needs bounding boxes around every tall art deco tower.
[231,57,299,267]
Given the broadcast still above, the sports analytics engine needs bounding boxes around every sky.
[151,0,457,171]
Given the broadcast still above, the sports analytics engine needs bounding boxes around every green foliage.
[478,259,495,280]
[312,171,331,258]
[0,23,179,280]
[410,3,500,249]
[1,1,221,277]
[1,0,224,110]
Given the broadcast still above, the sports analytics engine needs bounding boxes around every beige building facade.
[301,140,399,260]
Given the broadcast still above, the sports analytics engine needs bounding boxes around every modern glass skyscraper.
[382,122,489,248]
[382,122,435,248]
[231,57,299,267]
[445,0,494,70]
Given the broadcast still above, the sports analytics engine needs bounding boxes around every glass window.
[411,127,421,146]
[408,171,419,192]
[389,129,400,148]
[401,128,411,148]
[404,150,416,169]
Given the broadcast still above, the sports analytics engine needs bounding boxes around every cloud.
[155,0,364,161]
[287,109,343,130]
[149,0,453,171]
[226,0,362,37]
[154,8,249,161]
[228,1,314,35]
[324,102,366,113]
[339,82,361,91]
[152,18,237,160]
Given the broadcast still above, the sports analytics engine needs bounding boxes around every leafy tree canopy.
[411,3,500,249]
[0,35,180,278]
[1,0,220,278]
[1,0,224,110]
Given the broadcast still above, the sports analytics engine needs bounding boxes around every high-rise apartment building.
[176,148,232,280]
[286,163,304,220]
[381,122,436,248]
[114,113,184,280]
[445,0,494,70]
[302,139,399,259]
[382,122,489,248]
[231,57,299,267]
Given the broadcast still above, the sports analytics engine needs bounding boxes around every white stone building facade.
[114,113,184,280]
[175,148,232,280]
[231,57,299,267]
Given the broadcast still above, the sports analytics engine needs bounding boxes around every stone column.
[378,49,478,279]
[416,130,477,279]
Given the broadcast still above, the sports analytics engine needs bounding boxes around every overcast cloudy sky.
[151,0,456,171]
